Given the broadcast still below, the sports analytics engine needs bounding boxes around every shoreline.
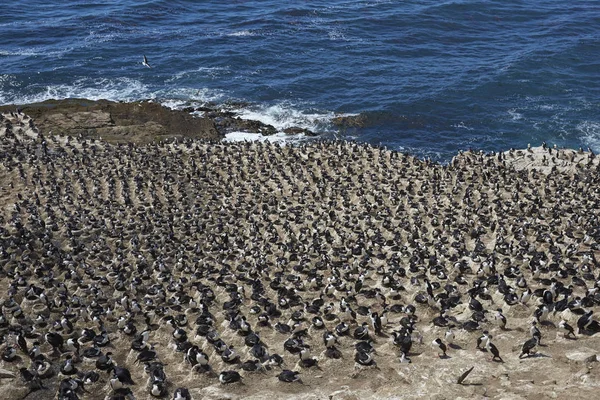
[0,98,328,145]
[0,98,594,166]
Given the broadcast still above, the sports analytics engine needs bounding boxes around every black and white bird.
[2,345,17,362]
[219,370,242,384]
[150,380,168,397]
[353,323,370,340]
[392,329,413,355]
[354,350,376,366]
[577,310,594,334]
[221,346,239,363]
[64,338,80,355]
[95,352,114,371]
[469,294,483,312]
[58,378,85,399]
[530,321,542,344]
[476,330,490,350]
[172,387,192,400]
[110,366,135,389]
[17,332,29,355]
[432,338,447,357]
[28,342,42,360]
[335,322,350,336]
[323,331,337,348]
[59,355,78,375]
[519,336,539,358]
[534,305,549,323]
[142,55,152,68]
[239,359,264,372]
[186,345,209,369]
[399,351,411,364]
[278,369,302,383]
[494,309,507,330]
[369,311,382,335]
[93,330,110,347]
[45,331,64,354]
[136,346,158,364]
[266,354,284,368]
[558,320,576,338]
[445,325,455,346]
[311,316,325,330]
[299,347,318,368]
[81,371,99,385]
[520,288,532,304]
[33,357,53,379]
[486,340,503,362]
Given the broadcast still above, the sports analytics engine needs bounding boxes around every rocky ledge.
[0,99,317,143]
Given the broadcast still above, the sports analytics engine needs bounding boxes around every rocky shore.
[0,106,599,400]
[0,99,322,144]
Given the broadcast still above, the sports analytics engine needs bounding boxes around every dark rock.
[283,127,316,136]
[0,99,222,143]
[213,117,277,136]
[196,106,216,112]
[331,114,367,128]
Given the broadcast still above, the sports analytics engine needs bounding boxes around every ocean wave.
[328,28,348,41]
[84,29,121,45]
[226,30,256,37]
[507,109,523,121]
[577,121,600,153]
[0,47,74,57]
[452,121,475,131]
[231,102,337,135]
[165,67,232,83]
[157,88,226,109]
[0,77,149,105]
[161,97,352,143]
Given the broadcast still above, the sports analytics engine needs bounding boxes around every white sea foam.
[539,104,559,111]
[166,67,232,83]
[156,88,226,109]
[328,28,348,41]
[0,77,148,105]
[219,102,359,144]
[226,30,255,37]
[452,121,474,131]
[84,29,120,44]
[0,47,73,57]
[577,121,600,153]
[507,108,523,121]
[0,73,227,107]
[232,102,336,134]
[0,72,350,147]
[156,97,351,144]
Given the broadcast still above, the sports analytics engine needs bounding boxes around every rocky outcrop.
[219,116,278,136]
[283,126,318,136]
[197,106,316,137]
[331,114,367,128]
[0,99,221,143]
[0,99,320,141]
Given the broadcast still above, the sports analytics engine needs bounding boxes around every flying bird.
[142,55,152,68]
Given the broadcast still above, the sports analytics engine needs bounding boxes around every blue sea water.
[1,0,599,161]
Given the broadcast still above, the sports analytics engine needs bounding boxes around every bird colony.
[1,110,600,400]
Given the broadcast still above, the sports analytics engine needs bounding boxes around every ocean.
[1,0,599,161]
